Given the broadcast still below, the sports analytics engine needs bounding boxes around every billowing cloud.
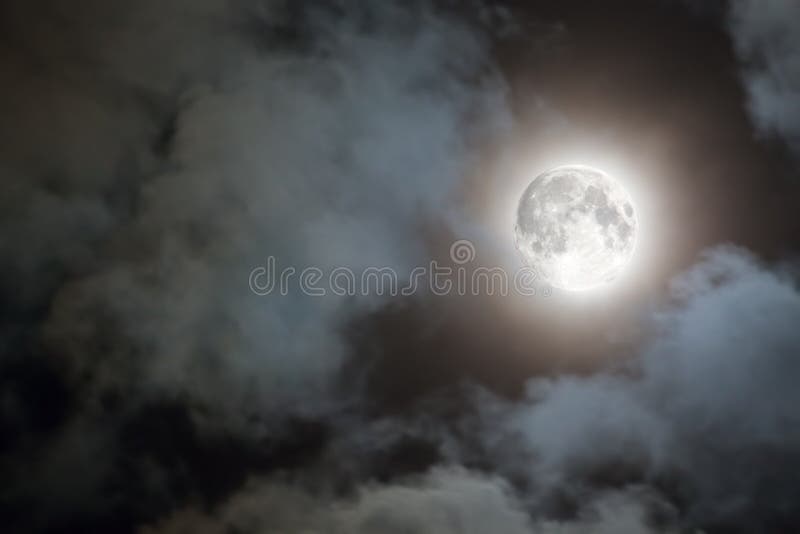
[0,1,508,529]
[4,2,800,533]
[139,469,531,534]
[479,247,800,530]
[137,247,800,533]
[140,468,670,534]
[0,0,506,432]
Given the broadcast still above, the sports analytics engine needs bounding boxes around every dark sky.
[2,1,800,533]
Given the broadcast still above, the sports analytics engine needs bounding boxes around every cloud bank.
[142,246,800,533]
[1,0,506,431]
[476,247,800,531]
[3,2,800,533]
[141,468,670,534]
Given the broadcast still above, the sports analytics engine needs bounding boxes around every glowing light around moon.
[514,165,638,291]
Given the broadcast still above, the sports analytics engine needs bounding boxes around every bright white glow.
[514,165,638,291]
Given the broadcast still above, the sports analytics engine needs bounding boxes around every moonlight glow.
[514,165,638,291]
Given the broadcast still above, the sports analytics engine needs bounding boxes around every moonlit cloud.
[477,247,800,530]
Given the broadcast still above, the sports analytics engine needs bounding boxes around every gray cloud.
[0,3,509,528]
[479,246,800,530]
[137,245,800,533]
[132,246,800,532]
[139,468,670,534]
[5,2,800,532]
[728,0,800,153]
[0,0,507,432]
[0,0,245,306]
[139,468,531,534]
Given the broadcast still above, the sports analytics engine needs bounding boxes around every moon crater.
[514,165,638,291]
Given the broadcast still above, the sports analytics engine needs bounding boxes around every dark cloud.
[0,0,506,530]
[140,468,534,534]
[3,1,800,533]
[729,0,800,154]
[2,0,505,424]
[139,468,673,534]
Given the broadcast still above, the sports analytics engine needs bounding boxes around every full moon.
[514,165,638,291]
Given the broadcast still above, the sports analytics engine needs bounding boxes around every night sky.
[2,1,800,533]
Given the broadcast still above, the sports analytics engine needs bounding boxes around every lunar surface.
[514,165,638,291]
